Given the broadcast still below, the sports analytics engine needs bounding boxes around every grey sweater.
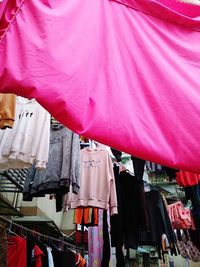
[23,124,80,197]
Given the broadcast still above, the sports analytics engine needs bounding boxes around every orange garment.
[75,253,86,267]
[78,255,86,267]
[93,208,98,225]
[0,94,16,129]
[74,208,99,226]
[74,208,91,225]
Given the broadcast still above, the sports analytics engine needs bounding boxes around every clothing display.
[68,148,118,215]
[23,124,80,204]
[0,216,85,267]
[0,97,50,170]
[0,93,16,129]
[1,0,200,266]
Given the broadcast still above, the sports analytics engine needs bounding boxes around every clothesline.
[0,216,83,252]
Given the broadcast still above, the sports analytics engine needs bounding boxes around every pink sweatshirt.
[70,148,118,215]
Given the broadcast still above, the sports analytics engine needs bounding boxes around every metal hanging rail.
[0,215,83,252]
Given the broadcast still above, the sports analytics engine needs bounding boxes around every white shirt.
[47,247,54,267]
[0,97,50,170]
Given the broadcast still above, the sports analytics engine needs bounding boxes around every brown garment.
[0,94,16,129]
[0,223,8,267]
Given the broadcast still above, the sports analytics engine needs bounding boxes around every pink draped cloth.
[0,0,200,171]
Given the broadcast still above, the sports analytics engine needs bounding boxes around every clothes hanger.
[7,221,19,241]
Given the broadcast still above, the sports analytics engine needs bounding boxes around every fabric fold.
[1,0,200,171]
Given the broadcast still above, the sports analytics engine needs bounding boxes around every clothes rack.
[0,216,83,252]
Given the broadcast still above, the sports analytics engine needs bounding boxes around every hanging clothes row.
[108,154,178,266]
[110,168,177,260]
[0,216,85,267]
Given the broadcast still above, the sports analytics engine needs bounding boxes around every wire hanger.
[7,221,18,236]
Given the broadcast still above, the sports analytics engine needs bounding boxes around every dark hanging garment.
[120,171,147,248]
[185,184,200,222]
[110,165,125,267]
[141,190,176,251]
[131,156,145,180]
[101,210,110,267]
[26,237,35,267]
[110,165,124,247]
[115,246,125,267]
[131,156,149,229]
[52,248,76,267]
[111,170,148,249]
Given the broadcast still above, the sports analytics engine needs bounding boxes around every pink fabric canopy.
[0,0,200,172]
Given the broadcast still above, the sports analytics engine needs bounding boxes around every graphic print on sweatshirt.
[83,160,101,168]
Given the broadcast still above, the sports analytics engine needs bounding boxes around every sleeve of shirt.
[108,154,118,215]
[35,110,50,169]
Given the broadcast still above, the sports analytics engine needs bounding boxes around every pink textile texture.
[0,0,200,171]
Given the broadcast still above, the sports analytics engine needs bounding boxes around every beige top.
[69,148,118,215]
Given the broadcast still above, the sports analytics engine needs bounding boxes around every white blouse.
[0,97,50,170]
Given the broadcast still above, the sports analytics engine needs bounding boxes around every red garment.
[176,171,200,187]
[168,201,195,230]
[7,236,26,267]
[34,245,44,267]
